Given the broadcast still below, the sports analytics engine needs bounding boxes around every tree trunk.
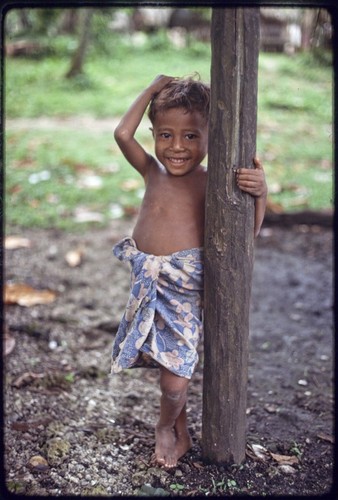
[65,8,93,79]
[58,9,79,35]
[202,7,260,465]
[301,8,318,50]
[19,9,31,31]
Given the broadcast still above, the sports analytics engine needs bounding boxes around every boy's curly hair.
[148,76,210,125]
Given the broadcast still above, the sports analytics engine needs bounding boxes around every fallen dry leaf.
[120,178,142,191]
[317,432,334,444]
[65,248,83,267]
[12,371,45,389]
[4,330,16,356]
[5,236,31,250]
[270,452,299,466]
[264,403,279,414]
[279,464,297,474]
[76,174,103,189]
[11,417,52,432]
[29,199,40,208]
[265,198,284,214]
[123,205,139,217]
[73,206,104,223]
[249,444,269,461]
[5,283,57,307]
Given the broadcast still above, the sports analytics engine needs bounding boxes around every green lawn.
[5,35,333,230]
[257,53,333,211]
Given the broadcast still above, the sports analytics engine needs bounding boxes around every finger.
[236,168,255,177]
[238,179,259,188]
[237,179,260,191]
[237,161,262,173]
[237,170,263,182]
[253,157,263,169]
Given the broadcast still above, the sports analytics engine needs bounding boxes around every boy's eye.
[160,132,171,139]
[186,134,197,140]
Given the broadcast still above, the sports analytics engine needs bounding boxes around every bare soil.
[3,218,335,497]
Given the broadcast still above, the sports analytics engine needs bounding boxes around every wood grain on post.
[202,8,260,465]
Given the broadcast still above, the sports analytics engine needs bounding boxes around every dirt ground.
[3,217,334,497]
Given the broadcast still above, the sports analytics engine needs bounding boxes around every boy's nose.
[172,137,184,150]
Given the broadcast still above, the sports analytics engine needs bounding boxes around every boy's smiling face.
[152,107,208,176]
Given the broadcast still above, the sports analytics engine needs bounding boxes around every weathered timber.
[202,8,260,465]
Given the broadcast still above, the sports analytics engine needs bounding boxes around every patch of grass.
[257,52,333,211]
[5,127,145,230]
[5,41,333,230]
[5,33,211,118]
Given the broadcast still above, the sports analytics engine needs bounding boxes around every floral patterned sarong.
[111,237,204,379]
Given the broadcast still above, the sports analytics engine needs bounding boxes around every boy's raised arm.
[253,191,267,238]
[114,75,174,177]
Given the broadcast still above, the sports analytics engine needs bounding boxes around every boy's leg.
[155,366,189,467]
[174,403,193,460]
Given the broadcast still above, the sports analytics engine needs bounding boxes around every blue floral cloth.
[111,237,204,379]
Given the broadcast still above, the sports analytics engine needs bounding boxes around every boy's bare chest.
[133,168,207,253]
[143,171,206,211]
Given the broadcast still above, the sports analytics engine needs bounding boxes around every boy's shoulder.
[194,164,208,178]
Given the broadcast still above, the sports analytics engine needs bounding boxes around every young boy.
[111,75,267,468]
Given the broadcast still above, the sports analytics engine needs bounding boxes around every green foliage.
[5,127,144,230]
[5,32,211,119]
[6,480,26,494]
[5,8,60,37]
[257,52,332,211]
[199,476,238,495]
[289,441,303,459]
[64,372,75,383]
[169,483,184,492]
[4,30,333,229]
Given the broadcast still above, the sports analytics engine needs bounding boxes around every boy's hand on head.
[150,75,177,95]
[236,157,267,198]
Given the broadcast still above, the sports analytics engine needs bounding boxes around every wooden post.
[202,8,260,464]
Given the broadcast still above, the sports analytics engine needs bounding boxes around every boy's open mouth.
[167,157,188,164]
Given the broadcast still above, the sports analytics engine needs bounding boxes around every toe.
[165,456,177,468]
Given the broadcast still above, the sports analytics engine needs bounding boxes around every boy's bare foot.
[154,424,177,468]
[151,428,192,468]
